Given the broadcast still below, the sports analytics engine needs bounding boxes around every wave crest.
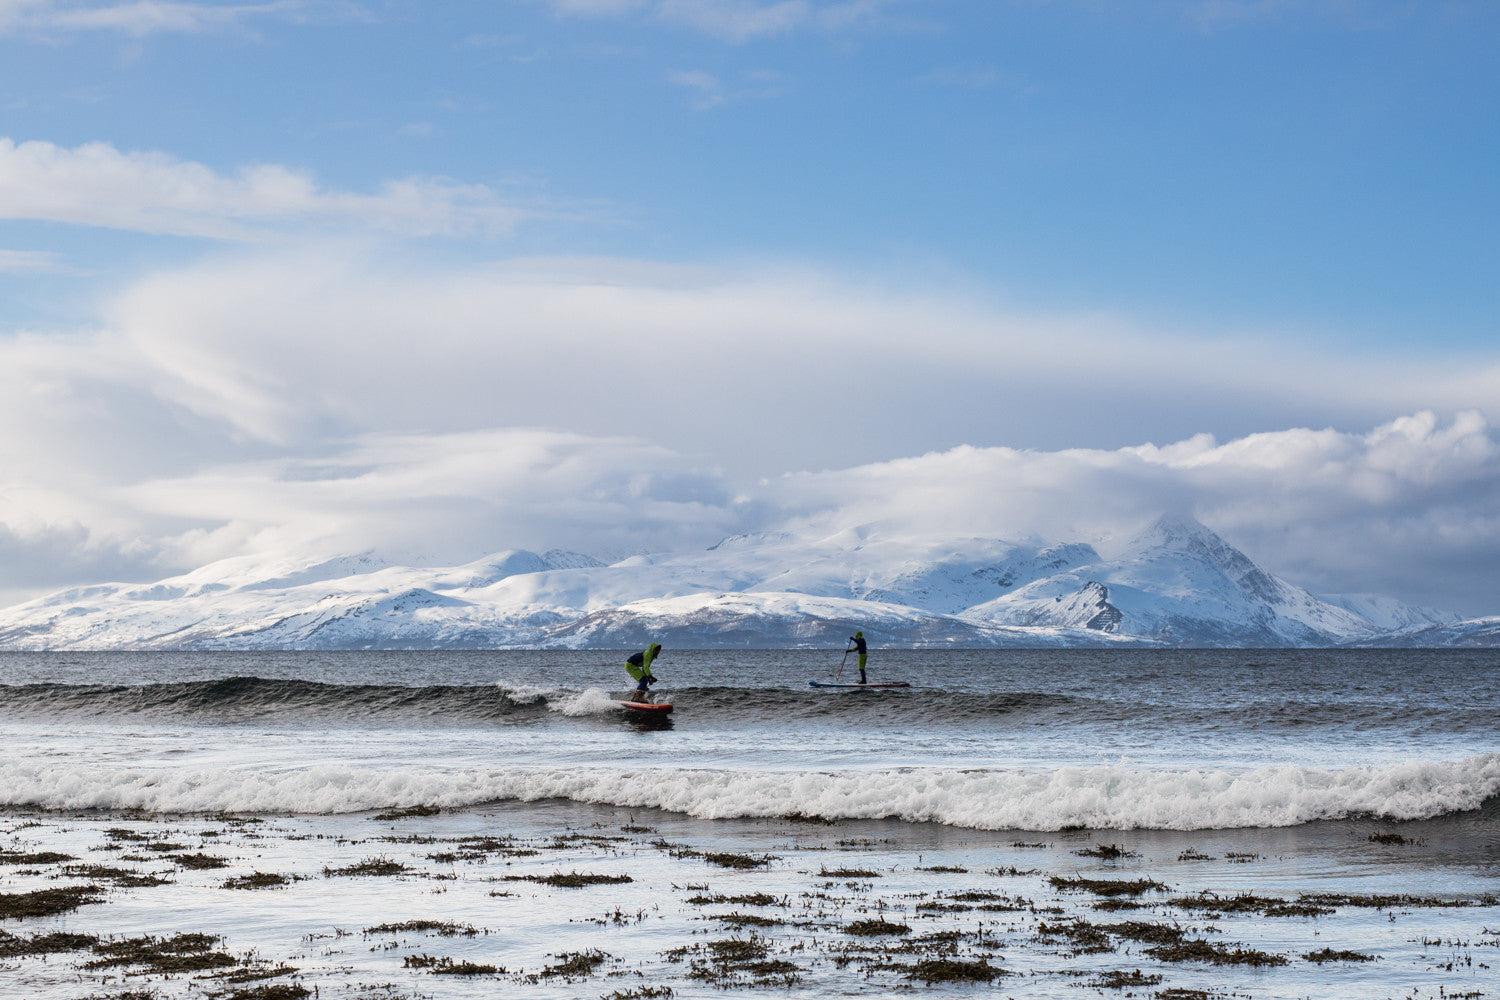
[4,755,1496,831]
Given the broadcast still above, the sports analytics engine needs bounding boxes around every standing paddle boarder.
[625,643,662,703]
[846,630,868,685]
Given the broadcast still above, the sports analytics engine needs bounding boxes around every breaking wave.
[0,677,1076,725]
[4,754,1497,831]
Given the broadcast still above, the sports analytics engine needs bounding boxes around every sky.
[1,0,1498,615]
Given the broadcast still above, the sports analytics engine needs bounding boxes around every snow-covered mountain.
[0,514,1484,649]
[964,513,1391,646]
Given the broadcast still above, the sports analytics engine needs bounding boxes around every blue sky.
[1,1,1499,612]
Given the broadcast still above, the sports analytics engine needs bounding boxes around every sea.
[2,648,1497,998]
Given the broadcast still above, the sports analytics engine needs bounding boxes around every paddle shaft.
[835,647,850,679]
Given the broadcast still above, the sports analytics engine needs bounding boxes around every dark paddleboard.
[618,700,674,713]
[808,681,910,689]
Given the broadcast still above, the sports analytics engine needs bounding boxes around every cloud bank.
[0,139,529,239]
[1,247,1497,614]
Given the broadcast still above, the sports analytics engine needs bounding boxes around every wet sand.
[2,801,1497,999]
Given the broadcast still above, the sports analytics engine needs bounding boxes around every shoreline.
[4,800,1497,999]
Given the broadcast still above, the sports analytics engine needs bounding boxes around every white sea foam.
[556,686,626,716]
[4,755,1499,830]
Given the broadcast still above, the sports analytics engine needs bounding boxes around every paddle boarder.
[625,642,662,703]
[846,630,868,684]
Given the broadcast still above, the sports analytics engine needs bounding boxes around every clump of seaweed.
[0,885,104,919]
[915,865,968,873]
[217,986,309,1000]
[171,852,230,870]
[1367,832,1418,846]
[685,892,782,907]
[710,912,784,928]
[87,932,238,974]
[603,988,674,1000]
[0,929,100,957]
[1074,843,1135,859]
[1035,919,1113,954]
[703,852,773,870]
[374,805,440,821]
[64,864,172,888]
[1147,939,1288,967]
[1304,947,1377,963]
[222,872,300,890]
[364,920,478,936]
[323,856,409,877]
[819,866,880,879]
[845,919,911,936]
[1049,875,1166,897]
[402,954,501,975]
[1105,921,1187,945]
[0,850,74,865]
[907,958,1001,983]
[669,936,802,987]
[506,871,633,887]
[1091,969,1163,988]
[540,949,609,978]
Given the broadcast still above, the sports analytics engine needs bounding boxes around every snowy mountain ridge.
[0,514,1479,649]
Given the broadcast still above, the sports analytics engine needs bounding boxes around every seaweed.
[1304,947,1377,963]
[702,852,773,869]
[0,929,100,956]
[0,885,104,919]
[1105,920,1187,945]
[1074,843,1135,859]
[87,932,238,973]
[0,850,74,865]
[171,852,230,870]
[222,872,299,890]
[1146,939,1288,967]
[1049,875,1166,897]
[539,949,609,978]
[364,920,478,936]
[521,871,632,887]
[64,864,172,887]
[374,805,441,821]
[907,958,1001,982]
[844,919,911,936]
[323,856,409,877]
[1035,919,1113,954]
[710,912,784,928]
[402,954,501,975]
[818,866,880,878]
[685,892,782,907]
[1091,969,1163,989]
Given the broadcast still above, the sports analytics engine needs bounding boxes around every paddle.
[834,647,850,680]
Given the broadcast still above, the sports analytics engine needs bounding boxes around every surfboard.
[618,700,674,713]
[808,681,910,689]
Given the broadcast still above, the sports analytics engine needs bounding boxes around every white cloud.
[0,138,530,239]
[0,0,313,36]
[0,248,63,272]
[0,249,1498,612]
[540,0,901,41]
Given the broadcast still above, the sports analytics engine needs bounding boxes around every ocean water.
[3,648,1498,999]
[2,648,1497,826]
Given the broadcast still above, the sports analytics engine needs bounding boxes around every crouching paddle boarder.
[847,630,868,685]
[625,643,662,703]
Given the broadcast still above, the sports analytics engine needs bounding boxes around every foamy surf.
[4,754,1497,830]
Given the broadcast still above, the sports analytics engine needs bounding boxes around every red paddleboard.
[618,701,673,713]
